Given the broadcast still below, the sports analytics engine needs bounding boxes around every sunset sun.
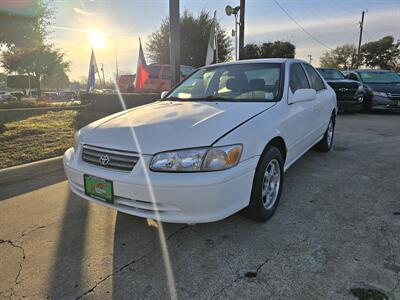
[87,28,105,48]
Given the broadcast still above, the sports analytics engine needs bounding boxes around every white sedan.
[64,58,337,223]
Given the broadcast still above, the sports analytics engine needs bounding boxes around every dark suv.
[346,69,400,112]
[317,68,364,112]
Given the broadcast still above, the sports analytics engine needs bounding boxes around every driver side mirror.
[161,91,168,99]
[289,88,316,104]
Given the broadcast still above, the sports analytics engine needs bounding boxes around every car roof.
[317,67,339,70]
[352,69,392,73]
[148,63,194,68]
[202,58,307,68]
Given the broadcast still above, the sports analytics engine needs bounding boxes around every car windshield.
[359,71,400,84]
[318,69,345,80]
[166,63,283,102]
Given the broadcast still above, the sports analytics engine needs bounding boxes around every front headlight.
[150,144,243,172]
[73,131,80,152]
[372,91,388,97]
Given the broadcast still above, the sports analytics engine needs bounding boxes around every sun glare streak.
[111,77,178,300]
[88,28,105,49]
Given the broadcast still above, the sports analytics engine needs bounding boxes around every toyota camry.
[64,59,337,223]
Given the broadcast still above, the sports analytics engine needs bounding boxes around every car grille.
[336,87,358,98]
[387,93,400,101]
[82,145,139,171]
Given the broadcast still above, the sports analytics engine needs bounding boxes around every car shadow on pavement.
[0,169,66,201]
[46,190,90,299]
[109,211,260,299]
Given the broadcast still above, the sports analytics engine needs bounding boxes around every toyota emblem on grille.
[338,88,348,92]
[99,154,110,166]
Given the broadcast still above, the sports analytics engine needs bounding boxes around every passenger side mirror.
[161,91,168,99]
[289,89,316,104]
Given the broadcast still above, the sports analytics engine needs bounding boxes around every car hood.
[79,100,275,154]
[326,79,360,89]
[365,83,400,93]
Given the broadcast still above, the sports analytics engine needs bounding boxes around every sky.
[47,0,400,80]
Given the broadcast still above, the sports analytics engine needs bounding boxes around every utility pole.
[100,63,105,88]
[357,11,365,68]
[307,54,312,64]
[239,0,245,60]
[169,0,180,86]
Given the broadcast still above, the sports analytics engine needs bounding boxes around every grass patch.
[0,98,81,109]
[0,110,77,169]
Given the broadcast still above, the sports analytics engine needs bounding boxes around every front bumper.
[337,101,363,112]
[370,96,400,112]
[63,147,258,223]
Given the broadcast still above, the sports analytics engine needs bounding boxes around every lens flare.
[111,76,178,300]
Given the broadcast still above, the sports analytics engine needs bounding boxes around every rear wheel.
[315,115,335,152]
[242,146,284,222]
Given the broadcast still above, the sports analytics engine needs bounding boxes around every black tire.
[315,115,335,152]
[242,146,284,222]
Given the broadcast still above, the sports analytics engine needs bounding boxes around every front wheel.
[315,116,335,152]
[242,146,284,222]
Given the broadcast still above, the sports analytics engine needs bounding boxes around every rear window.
[317,69,345,80]
[359,72,400,84]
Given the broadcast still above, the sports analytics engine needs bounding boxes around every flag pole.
[115,43,119,81]
[92,48,102,89]
[215,12,218,63]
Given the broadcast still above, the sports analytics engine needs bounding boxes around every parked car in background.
[317,68,364,112]
[346,70,400,112]
[117,64,196,93]
[64,59,336,223]
[0,91,17,102]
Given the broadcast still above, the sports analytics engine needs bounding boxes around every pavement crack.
[380,222,400,294]
[74,224,189,300]
[210,237,308,299]
[0,238,26,298]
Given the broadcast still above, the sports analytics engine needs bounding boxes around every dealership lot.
[0,113,399,299]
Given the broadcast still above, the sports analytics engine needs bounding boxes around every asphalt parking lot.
[0,113,399,300]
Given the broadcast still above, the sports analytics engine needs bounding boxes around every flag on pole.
[205,11,217,65]
[134,38,149,92]
[86,48,98,93]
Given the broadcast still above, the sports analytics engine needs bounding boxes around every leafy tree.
[146,10,232,67]
[361,36,400,69]
[320,44,357,70]
[1,45,70,95]
[259,41,295,58]
[0,0,51,48]
[241,44,260,60]
[241,41,295,59]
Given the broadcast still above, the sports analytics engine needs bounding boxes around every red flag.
[134,38,149,92]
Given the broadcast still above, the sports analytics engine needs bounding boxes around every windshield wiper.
[163,96,184,101]
[194,95,236,102]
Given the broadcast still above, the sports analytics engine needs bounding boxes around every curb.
[0,156,63,185]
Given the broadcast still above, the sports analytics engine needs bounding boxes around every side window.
[289,63,310,93]
[148,66,161,79]
[348,73,359,81]
[161,66,171,80]
[303,64,325,91]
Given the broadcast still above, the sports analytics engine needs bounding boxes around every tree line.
[0,1,70,94]
[320,36,400,71]
[0,0,398,96]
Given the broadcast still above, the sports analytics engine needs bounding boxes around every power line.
[297,0,336,29]
[273,0,333,51]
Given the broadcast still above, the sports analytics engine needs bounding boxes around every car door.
[302,63,332,142]
[283,62,316,165]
